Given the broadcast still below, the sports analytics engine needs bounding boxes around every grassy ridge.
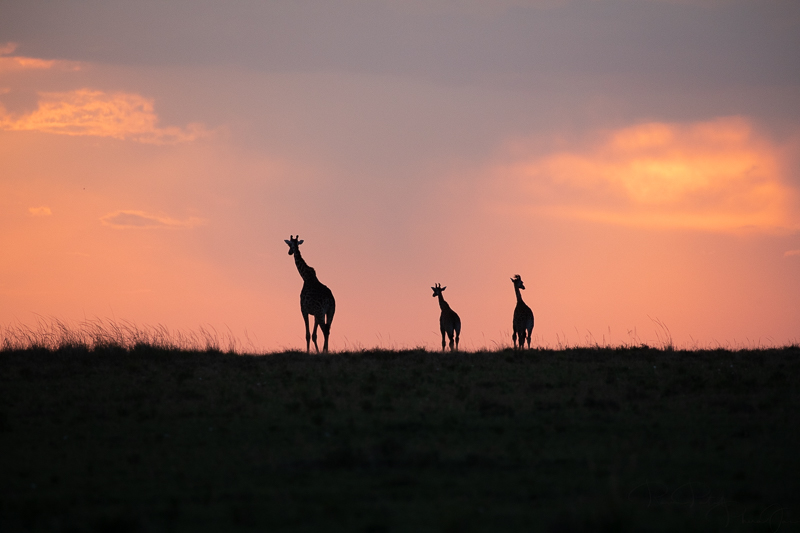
[1,344,798,532]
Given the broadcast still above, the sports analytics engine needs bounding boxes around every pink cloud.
[496,117,800,233]
[0,89,208,144]
[100,210,205,229]
[0,45,81,73]
[28,206,52,216]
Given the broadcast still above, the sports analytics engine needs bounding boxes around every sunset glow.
[503,118,797,232]
[1,1,798,350]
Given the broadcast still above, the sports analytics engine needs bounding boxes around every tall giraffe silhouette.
[431,283,461,351]
[285,235,336,352]
[511,275,534,349]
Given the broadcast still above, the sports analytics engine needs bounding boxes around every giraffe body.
[285,236,336,352]
[431,283,461,351]
[511,275,534,349]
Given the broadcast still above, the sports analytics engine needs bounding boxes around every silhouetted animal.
[431,283,461,351]
[511,275,534,349]
[285,235,335,352]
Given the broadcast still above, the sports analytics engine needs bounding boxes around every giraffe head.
[431,283,446,298]
[511,275,525,290]
[284,235,304,255]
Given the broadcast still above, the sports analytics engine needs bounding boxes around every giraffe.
[431,283,461,351]
[511,275,534,350]
[284,235,336,353]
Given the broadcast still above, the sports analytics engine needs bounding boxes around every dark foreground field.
[1,345,799,532]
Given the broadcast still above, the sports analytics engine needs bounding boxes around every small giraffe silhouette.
[431,283,461,351]
[285,235,336,353]
[511,275,534,350]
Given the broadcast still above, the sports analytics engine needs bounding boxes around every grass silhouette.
[1,317,244,353]
[1,320,798,531]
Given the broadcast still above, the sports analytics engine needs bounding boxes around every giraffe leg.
[302,313,311,352]
[448,332,454,351]
[526,329,532,349]
[455,321,461,352]
[311,317,320,353]
[512,331,518,350]
[321,314,331,353]
[441,328,446,351]
[325,305,335,351]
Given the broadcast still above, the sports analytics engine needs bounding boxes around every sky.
[1,0,799,351]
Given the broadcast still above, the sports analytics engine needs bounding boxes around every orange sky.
[1,2,799,350]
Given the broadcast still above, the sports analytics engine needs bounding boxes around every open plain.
[1,344,798,532]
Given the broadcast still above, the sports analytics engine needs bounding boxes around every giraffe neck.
[293,249,315,282]
[515,286,524,304]
[437,293,450,312]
